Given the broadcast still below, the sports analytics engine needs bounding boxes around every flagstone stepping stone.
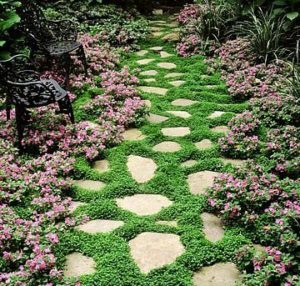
[167,111,191,119]
[153,141,181,152]
[153,9,163,15]
[139,86,168,96]
[160,51,173,58]
[137,59,155,65]
[144,78,156,83]
[127,155,157,183]
[140,70,158,76]
[146,113,168,124]
[165,73,185,78]
[156,220,178,227]
[122,128,146,141]
[221,158,245,167]
[93,159,109,173]
[143,99,152,108]
[150,46,163,51]
[187,171,220,195]
[169,80,185,87]
[195,139,213,150]
[193,263,241,286]
[157,62,177,69]
[129,232,185,273]
[152,32,164,38]
[181,160,197,168]
[201,213,224,242]
[171,99,198,106]
[136,50,149,57]
[75,180,106,192]
[211,126,230,135]
[69,201,86,213]
[151,27,163,32]
[76,219,124,234]
[208,111,225,119]
[64,253,96,278]
[116,194,172,216]
[150,20,166,24]
[162,32,180,42]
[161,127,190,137]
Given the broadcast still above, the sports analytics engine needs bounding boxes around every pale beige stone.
[151,27,163,32]
[195,139,213,150]
[146,113,168,124]
[181,160,197,168]
[149,20,166,24]
[139,86,168,96]
[140,70,158,76]
[69,201,86,213]
[76,219,124,234]
[161,127,190,137]
[129,232,185,273]
[211,126,230,135]
[221,158,245,167]
[153,9,163,15]
[144,78,156,83]
[150,46,163,51]
[64,253,96,278]
[153,141,181,152]
[171,99,198,106]
[187,171,219,195]
[201,213,224,243]
[152,32,164,38]
[122,128,146,141]
[165,73,185,78]
[157,62,177,70]
[208,111,225,119]
[193,263,241,286]
[169,80,185,87]
[167,111,191,119]
[162,32,180,42]
[93,159,109,173]
[136,50,149,57]
[75,180,106,192]
[160,51,173,58]
[137,59,155,65]
[127,155,157,183]
[156,220,178,227]
[116,194,172,216]
[143,100,152,108]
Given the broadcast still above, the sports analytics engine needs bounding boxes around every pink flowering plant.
[177,4,201,25]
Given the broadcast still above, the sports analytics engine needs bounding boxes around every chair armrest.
[46,19,78,41]
[16,70,41,82]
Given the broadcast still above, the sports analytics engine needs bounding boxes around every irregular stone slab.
[167,111,191,119]
[127,155,157,183]
[201,213,224,242]
[171,99,198,107]
[153,141,181,153]
[211,126,230,135]
[137,59,155,65]
[146,113,168,124]
[160,51,173,58]
[151,27,163,32]
[129,232,185,273]
[153,9,163,15]
[150,20,166,24]
[139,86,168,96]
[156,220,178,227]
[157,62,177,70]
[140,70,158,76]
[93,159,109,173]
[195,139,213,150]
[75,180,106,192]
[152,32,164,38]
[165,73,184,78]
[136,50,149,57]
[150,46,163,51]
[161,127,190,137]
[144,78,156,83]
[193,262,241,286]
[64,253,96,278]
[143,99,152,108]
[165,23,179,28]
[122,128,146,141]
[69,201,86,213]
[187,171,219,195]
[116,194,172,215]
[162,32,180,42]
[169,80,185,87]
[76,219,124,234]
[181,160,197,168]
[208,111,225,119]
[221,158,245,167]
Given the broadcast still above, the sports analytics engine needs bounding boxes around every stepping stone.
[136,50,149,57]
[116,194,172,216]
[122,128,146,141]
[143,99,152,108]
[195,139,213,150]
[150,46,163,51]
[221,158,245,167]
[137,59,155,65]
[139,86,168,96]
[152,32,164,38]
[151,27,163,32]
[167,111,191,119]
[76,219,124,234]
[201,213,224,242]
[156,220,178,227]
[181,160,197,168]
[69,201,86,213]
[144,78,156,83]
[193,263,241,286]
[208,111,225,119]
[157,62,177,70]
[129,232,185,273]
[146,113,168,124]
[162,32,180,42]
[165,23,178,28]
[64,253,96,278]
[160,51,173,58]
[161,127,190,137]
[150,20,166,24]
[169,80,185,87]
[153,9,163,15]
[171,99,197,107]
[187,171,220,195]
[165,73,184,78]
[153,141,181,153]
[93,159,109,173]
[140,70,158,76]
[211,126,230,135]
[75,180,106,192]
[127,155,157,183]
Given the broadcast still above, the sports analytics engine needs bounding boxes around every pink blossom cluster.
[177,4,201,24]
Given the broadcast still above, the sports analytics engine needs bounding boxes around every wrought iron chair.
[0,54,74,151]
[17,0,88,87]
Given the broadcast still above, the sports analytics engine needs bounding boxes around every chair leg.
[79,45,89,76]
[15,105,25,152]
[58,96,75,124]
[6,97,11,121]
[63,54,71,89]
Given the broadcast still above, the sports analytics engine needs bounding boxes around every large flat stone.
[76,219,124,234]
[152,32,164,38]
[146,113,168,124]
[165,73,185,78]
[193,263,241,286]
[201,213,224,243]
[162,33,180,42]
[187,171,219,195]
[93,159,109,173]
[169,80,186,87]
[208,111,225,119]
[171,99,198,107]
[167,111,191,119]
[181,160,197,168]
[195,139,213,150]
[153,141,181,152]
[211,126,230,135]
[150,46,163,51]
[140,70,158,76]
[116,194,172,216]
[144,78,156,83]
[151,27,163,32]
[129,232,185,273]
[136,50,149,57]
[69,201,86,213]
[127,155,157,183]
[156,220,178,227]
[64,253,96,278]
[75,180,106,192]
[160,51,173,58]
[122,129,146,141]
[137,59,155,65]
[161,127,190,137]
[139,86,168,96]
[157,62,177,70]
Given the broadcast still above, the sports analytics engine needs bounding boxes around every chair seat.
[46,41,82,56]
